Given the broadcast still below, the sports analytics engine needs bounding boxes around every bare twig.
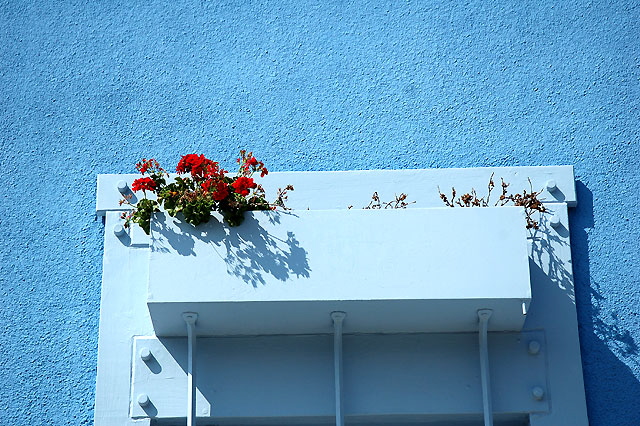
[363,192,414,209]
[439,175,548,229]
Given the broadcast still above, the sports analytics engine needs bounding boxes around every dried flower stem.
[361,192,414,209]
[438,174,548,229]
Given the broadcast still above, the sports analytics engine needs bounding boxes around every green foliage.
[129,198,159,235]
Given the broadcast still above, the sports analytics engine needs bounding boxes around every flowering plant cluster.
[120,151,293,234]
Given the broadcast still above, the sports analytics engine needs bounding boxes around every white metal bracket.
[96,166,586,425]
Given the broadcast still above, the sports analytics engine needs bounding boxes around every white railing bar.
[183,312,198,426]
[478,309,493,426]
[331,311,346,426]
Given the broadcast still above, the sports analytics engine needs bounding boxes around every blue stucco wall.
[1,0,638,424]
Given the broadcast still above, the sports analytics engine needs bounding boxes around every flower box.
[147,206,531,336]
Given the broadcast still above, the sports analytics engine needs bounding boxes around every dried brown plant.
[348,192,415,209]
[438,173,548,229]
[272,185,295,210]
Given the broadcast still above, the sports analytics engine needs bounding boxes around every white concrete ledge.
[96,165,576,215]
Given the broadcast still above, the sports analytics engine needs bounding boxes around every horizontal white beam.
[130,332,548,420]
[97,165,576,215]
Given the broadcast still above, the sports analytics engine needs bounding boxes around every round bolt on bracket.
[528,340,541,355]
[140,347,152,362]
[117,180,129,193]
[138,393,150,407]
[532,386,545,401]
[113,224,126,237]
[545,180,557,192]
[550,215,561,228]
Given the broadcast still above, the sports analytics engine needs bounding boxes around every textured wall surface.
[1,0,639,424]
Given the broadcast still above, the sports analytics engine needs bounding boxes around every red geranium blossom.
[131,177,157,192]
[231,176,257,196]
[176,154,220,178]
[123,150,293,234]
[202,179,230,201]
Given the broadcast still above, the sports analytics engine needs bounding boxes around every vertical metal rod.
[478,309,493,426]
[183,312,198,426]
[331,312,346,426]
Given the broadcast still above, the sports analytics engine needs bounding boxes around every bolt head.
[532,386,545,401]
[137,393,150,407]
[545,180,557,192]
[528,340,541,355]
[117,180,129,193]
[331,311,346,322]
[182,312,198,324]
[113,224,126,237]
[550,215,561,228]
[477,309,493,320]
[140,347,152,361]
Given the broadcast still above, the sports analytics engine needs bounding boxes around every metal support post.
[478,309,493,426]
[331,312,346,426]
[183,312,198,426]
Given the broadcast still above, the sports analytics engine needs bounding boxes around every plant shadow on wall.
[438,174,640,418]
[122,151,309,287]
[523,183,638,358]
[569,181,640,423]
[528,213,575,302]
[152,211,311,288]
[568,183,639,357]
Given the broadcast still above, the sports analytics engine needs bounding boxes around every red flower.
[237,152,268,177]
[136,158,163,175]
[231,176,257,196]
[131,177,157,192]
[202,179,230,201]
[212,184,230,201]
[176,154,220,178]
